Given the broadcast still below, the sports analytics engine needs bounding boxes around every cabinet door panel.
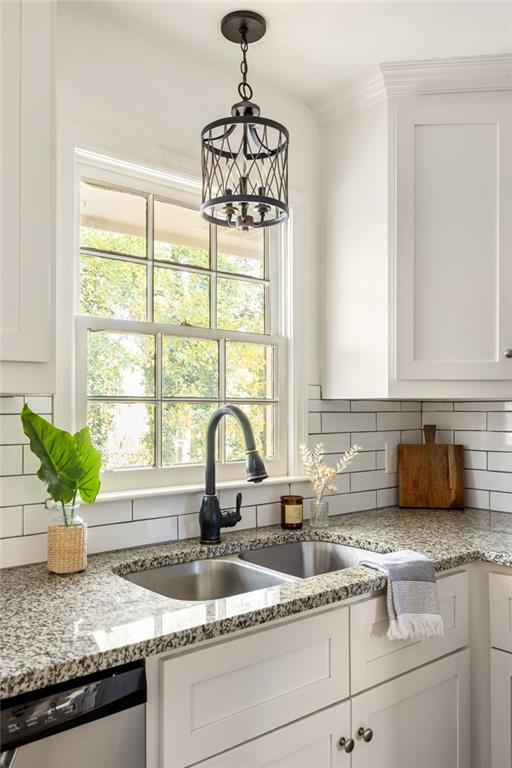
[351,650,469,768]
[0,0,54,363]
[396,97,512,380]
[161,608,349,767]
[491,648,512,768]
[489,572,512,653]
[194,701,350,768]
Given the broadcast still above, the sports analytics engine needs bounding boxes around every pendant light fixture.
[201,11,289,231]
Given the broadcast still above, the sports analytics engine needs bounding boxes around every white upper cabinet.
[322,56,512,399]
[395,96,512,382]
[0,1,55,383]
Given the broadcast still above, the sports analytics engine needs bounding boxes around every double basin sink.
[122,540,373,602]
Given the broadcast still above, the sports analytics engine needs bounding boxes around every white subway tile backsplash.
[456,431,512,452]
[256,502,280,527]
[0,506,23,538]
[0,446,23,477]
[309,432,351,454]
[377,412,421,431]
[219,483,289,509]
[321,412,376,433]
[351,431,401,451]
[308,413,321,433]
[23,445,40,475]
[466,488,490,509]
[490,492,512,514]
[133,493,202,520]
[344,451,376,473]
[87,517,177,554]
[178,513,200,539]
[488,413,512,432]
[350,400,398,412]
[422,411,486,431]
[81,500,132,527]
[454,401,512,411]
[23,504,52,535]
[0,475,47,507]
[488,452,512,472]
[377,487,398,507]
[464,451,487,470]
[0,397,24,415]
[465,469,512,493]
[0,533,47,568]
[422,401,454,411]
[350,470,397,493]
[400,401,421,412]
[308,399,350,413]
[24,396,52,414]
[0,415,28,445]
[400,430,423,444]
[328,490,377,515]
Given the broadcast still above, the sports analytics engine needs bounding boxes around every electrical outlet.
[385,442,398,474]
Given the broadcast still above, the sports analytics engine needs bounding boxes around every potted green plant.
[21,405,102,574]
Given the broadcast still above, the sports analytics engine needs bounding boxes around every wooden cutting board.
[398,424,465,509]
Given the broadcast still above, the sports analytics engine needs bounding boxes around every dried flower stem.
[300,442,361,505]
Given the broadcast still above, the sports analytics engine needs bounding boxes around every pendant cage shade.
[200,10,289,231]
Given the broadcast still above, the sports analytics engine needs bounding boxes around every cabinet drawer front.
[490,573,512,652]
[194,700,350,768]
[350,571,468,693]
[161,608,349,767]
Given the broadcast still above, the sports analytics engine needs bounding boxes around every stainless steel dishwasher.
[0,662,146,768]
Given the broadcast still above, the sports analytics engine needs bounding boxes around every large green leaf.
[74,427,102,504]
[21,405,83,504]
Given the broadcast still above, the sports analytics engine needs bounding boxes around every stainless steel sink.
[121,557,293,601]
[238,540,372,578]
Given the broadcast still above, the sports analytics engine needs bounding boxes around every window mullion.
[219,337,226,464]
[155,331,163,469]
[147,194,154,322]
[210,224,217,330]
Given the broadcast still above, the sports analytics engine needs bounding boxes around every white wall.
[57,1,322,384]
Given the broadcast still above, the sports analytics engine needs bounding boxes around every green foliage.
[21,406,102,520]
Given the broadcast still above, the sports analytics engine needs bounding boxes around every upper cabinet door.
[395,96,512,380]
[1,0,54,363]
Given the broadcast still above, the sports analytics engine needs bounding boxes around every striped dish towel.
[358,550,444,641]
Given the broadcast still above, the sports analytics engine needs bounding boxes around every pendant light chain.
[238,29,253,102]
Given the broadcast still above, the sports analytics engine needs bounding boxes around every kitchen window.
[73,157,289,491]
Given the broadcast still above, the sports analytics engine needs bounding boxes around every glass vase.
[47,502,87,574]
[309,499,329,528]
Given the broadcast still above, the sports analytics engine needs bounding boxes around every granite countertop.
[3,505,512,700]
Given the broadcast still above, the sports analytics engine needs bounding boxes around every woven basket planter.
[47,522,87,574]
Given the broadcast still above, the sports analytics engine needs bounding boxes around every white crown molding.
[381,54,512,97]
[309,70,386,127]
[310,55,512,127]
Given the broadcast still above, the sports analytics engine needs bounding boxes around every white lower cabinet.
[490,649,512,768]
[351,651,470,768]
[194,701,351,768]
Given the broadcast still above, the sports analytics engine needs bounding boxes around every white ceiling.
[101,1,512,104]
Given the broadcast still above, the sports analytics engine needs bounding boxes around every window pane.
[80,255,147,320]
[154,200,209,268]
[88,402,155,469]
[226,343,273,399]
[225,403,274,461]
[80,182,146,258]
[217,277,265,333]
[162,337,218,398]
[217,227,264,278]
[88,332,155,397]
[162,403,216,465]
[154,267,210,327]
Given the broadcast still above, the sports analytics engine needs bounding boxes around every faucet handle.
[235,492,242,521]
[219,493,243,529]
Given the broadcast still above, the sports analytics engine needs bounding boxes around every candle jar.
[280,495,304,530]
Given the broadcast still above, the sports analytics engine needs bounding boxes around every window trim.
[56,121,308,498]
